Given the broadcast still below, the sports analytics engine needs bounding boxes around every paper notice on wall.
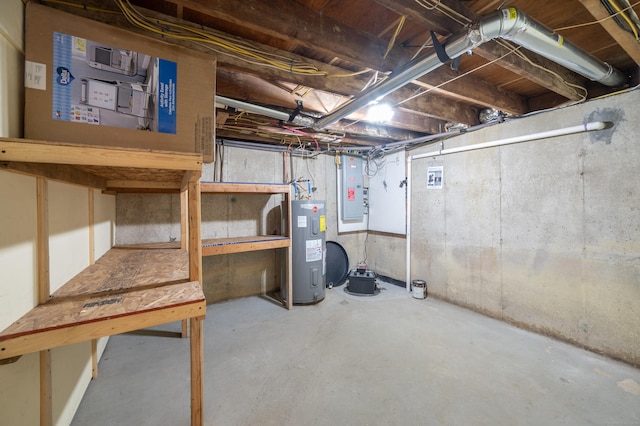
[427,166,443,189]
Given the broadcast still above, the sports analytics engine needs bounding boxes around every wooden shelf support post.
[36,177,52,426]
[184,170,203,426]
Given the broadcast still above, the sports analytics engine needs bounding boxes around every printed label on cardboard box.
[25,60,47,90]
[51,32,177,134]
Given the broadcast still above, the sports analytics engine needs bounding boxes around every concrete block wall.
[405,90,640,366]
[116,92,639,366]
[117,146,367,303]
[361,231,407,280]
[288,150,367,265]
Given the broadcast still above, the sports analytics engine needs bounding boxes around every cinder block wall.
[116,90,639,367]
[403,90,640,366]
[116,146,367,303]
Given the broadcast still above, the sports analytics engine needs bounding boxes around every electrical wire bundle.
[364,147,387,177]
[601,0,640,40]
[113,0,374,80]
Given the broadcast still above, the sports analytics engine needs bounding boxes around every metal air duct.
[216,96,316,127]
[476,8,626,86]
[216,95,290,121]
[314,7,627,129]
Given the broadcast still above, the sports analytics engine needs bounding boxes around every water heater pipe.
[404,121,608,291]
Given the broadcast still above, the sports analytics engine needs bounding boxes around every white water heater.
[284,200,326,304]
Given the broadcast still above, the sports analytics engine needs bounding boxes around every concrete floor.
[72,281,640,426]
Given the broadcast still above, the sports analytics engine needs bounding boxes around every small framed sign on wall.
[427,166,443,189]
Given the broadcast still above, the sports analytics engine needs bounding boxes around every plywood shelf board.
[200,181,290,194]
[52,248,190,297]
[0,138,202,169]
[0,281,205,360]
[200,179,292,310]
[0,246,201,361]
[202,236,289,245]
[202,236,290,256]
[116,238,290,255]
[0,138,202,186]
[115,242,183,250]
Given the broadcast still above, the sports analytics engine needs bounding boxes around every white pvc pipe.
[405,156,413,291]
[404,121,608,292]
[412,121,607,161]
[216,95,291,121]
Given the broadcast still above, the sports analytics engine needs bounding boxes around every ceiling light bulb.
[367,103,394,124]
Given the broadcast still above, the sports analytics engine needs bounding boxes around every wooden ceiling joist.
[375,0,591,101]
[157,0,528,116]
[44,0,638,146]
[172,0,407,71]
[578,0,640,66]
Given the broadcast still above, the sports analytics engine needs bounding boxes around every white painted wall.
[94,188,116,258]
[0,2,116,424]
[0,170,40,425]
[0,171,116,426]
[0,0,24,138]
[367,149,406,235]
[0,171,38,329]
[49,182,91,293]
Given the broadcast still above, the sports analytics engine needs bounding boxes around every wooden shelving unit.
[0,137,205,426]
[200,182,293,309]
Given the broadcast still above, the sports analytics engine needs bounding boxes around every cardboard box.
[24,3,215,161]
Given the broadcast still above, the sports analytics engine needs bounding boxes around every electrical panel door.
[341,154,364,221]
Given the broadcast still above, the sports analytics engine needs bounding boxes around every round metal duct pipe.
[315,8,627,130]
[475,8,627,87]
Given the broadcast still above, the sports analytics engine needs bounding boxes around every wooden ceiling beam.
[328,109,447,136]
[577,0,640,66]
[55,1,479,126]
[216,68,473,129]
[411,65,529,115]
[161,0,525,116]
[474,40,587,101]
[373,0,466,34]
[217,67,479,126]
[216,126,403,148]
[474,1,509,16]
[172,0,407,71]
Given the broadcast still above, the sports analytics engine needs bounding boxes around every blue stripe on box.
[52,32,73,121]
[157,58,177,134]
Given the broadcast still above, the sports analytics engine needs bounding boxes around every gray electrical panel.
[284,200,326,304]
[341,154,364,221]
